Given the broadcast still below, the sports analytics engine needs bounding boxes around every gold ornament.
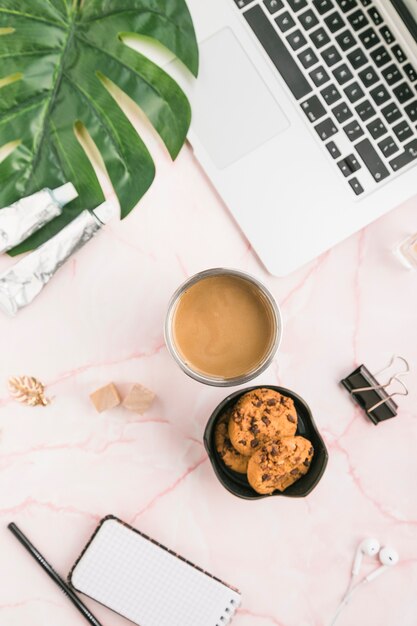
[8,376,49,407]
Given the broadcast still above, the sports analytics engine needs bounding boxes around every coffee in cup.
[165,269,281,386]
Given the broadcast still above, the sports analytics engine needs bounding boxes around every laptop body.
[169,0,417,276]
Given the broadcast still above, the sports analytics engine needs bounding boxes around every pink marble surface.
[0,139,417,626]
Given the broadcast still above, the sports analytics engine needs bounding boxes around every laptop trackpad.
[191,28,290,169]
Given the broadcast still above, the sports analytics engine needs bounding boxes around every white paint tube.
[0,201,118,316]
[0,183,78,254]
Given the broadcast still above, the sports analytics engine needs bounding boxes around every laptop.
[169,0,417,276]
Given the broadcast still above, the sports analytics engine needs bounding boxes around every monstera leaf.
[0,0,198,254]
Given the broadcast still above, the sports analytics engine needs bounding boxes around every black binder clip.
[341,356,410,425]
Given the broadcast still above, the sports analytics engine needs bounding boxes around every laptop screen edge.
[390,0,417,42]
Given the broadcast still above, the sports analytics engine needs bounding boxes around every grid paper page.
[70,518,241,626]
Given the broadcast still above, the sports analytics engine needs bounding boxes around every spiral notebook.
[68,516,241,626]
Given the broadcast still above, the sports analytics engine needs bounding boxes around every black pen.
[7,522,103,626]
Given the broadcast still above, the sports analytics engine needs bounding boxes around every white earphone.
[329,539,399,626]
[352,537,380,577]
[365,545,399,582]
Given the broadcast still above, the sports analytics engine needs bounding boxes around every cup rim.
[164,268,283,387]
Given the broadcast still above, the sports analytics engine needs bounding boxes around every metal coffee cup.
[164,268,282,386]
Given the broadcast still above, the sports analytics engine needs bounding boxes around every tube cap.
[93,201,119,225]
[52,183,78,207]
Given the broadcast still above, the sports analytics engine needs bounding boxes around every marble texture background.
[0,131,416,626]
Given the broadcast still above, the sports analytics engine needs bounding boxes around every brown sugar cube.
[122,384,155,414]
[90,383,121,413]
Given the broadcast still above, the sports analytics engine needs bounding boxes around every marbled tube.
[0,184,78,254]
[0,201,117,316]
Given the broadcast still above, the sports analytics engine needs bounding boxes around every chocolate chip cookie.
[215,409,249,474]
[247,436,314,494]
[228,388,298,456]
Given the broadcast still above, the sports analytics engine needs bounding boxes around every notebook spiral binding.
[216,596,240,626]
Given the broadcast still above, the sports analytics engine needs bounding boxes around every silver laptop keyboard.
[233,0,417,195]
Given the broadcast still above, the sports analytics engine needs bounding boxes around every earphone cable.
[328,580,367,626]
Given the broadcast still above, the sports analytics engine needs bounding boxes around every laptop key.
[349,177,364,195]
[390,139,417,171]
[367,118,387,139]
[234,0,253,8]
[344,81,365,103]
[313,0,334,15]
[287,0,308,12]
[392,45,407,64]
[321,84,342,104]
[358,66,379,88]
[380,26,395,45]
[347,48,368,69]
[338,160,351,177]
[244,6,313,100]
[324,11,345,33]
[345,154,361,174]
[321,45,342,67]
[370,47,391,68]
[359,27,380,49]
[393,82,414,104]
[299,9,320,30]
[333,63,354,85]
[355,138,390,181]
[370,84,390,106]
[381,102,401,124]
[338,158,354,177]
[336,0,358,13]
[310,27,331,48]
[368,7,383,25]
[378,136,399,158]
[356,99,376,121]
[404,64,417,83]
[332,101,353,123]
[301,95,327,122]
[326,140,342,158]
[263,0,285,13]
[275,12,296,32]
[310,66,331,86]
[298,48,319,68]
[315,117,338,140]
[345,154,361,172]
[344,120,364,141]
[382,64,402,86]
[336,30,357,52]
[405,101,417,123]
[287,30,308,50]
[393,120,413,142]
[348,10,369,31]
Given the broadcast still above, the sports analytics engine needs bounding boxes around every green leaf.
[0,0,198,255]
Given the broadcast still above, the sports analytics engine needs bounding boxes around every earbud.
[330,541,400,626]
[366,546,399,582]
[352,538,380,576]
